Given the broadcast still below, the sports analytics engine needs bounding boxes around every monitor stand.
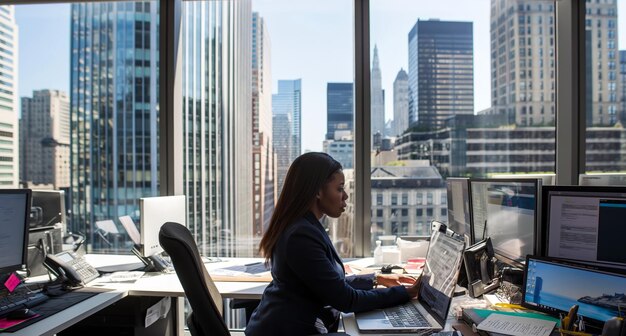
[131,244,172,272]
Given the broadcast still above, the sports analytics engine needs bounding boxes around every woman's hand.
[405,276,421,299]
[375,273,417,288]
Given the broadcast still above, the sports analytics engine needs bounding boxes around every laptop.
[355,228,466,333]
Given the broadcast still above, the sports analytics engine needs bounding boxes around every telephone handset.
[43,251,100,287]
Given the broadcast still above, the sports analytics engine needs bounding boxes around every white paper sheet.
[477,313,556,336]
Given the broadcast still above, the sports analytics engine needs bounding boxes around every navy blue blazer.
[245,212,410,335]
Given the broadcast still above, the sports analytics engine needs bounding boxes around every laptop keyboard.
[383,302,431,328]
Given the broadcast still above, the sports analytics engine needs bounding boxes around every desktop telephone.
[43,251,100,287]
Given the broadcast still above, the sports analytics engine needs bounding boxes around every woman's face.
[318,170,348,218]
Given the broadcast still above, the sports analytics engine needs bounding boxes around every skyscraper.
[393,68,409,136]
[0,6,17,188]
[619,50,626,125]
[70,2,160,245]
[272,79,301,193]
[371,45,385,139]
[71,2,253,256]
[408,19,474,129]
[326,82,353,140]
[20,90,70,189]
[252,12,275,241]
[491,0,557,126]
[182,1,253,257]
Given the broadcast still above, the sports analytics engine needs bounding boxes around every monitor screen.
[0,189,31,274]
[523,256,626,324]
[446,178,472,240]
[543,186,626,270]
[579,173,626,186]
[30,190,66,230]
[470,178,540,266]
[139,195,186,257]
[119,215,141,245]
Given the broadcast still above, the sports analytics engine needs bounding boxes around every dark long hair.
[259,152,342,260]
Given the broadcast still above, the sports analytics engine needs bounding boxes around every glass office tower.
[326,82,353,140]
[70,2,160,249]
[182,1,253,257]
[272,79,301,193]
[0,6,18,188]
[408,19,474,129]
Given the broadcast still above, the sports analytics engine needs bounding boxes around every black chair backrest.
[159,222,229,336]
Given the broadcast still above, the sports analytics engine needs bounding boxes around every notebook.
[355,228,466,333]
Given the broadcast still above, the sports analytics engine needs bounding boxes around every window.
[18,2,160,254]
[584,0,624,173]
[17,0,594,263]
[370,0,555,248]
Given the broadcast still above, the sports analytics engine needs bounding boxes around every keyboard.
[383,302,431,328]
[0,291,49,316]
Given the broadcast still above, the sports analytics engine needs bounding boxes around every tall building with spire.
[393,68,409,136]
[251,12,275,242]
[371,45,385,140]
[0,6,17,188]
[272,79,301,193]
[408,19,474,129]
[20,90,70,189]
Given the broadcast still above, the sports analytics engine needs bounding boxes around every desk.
[10,290,127,336]
[16,255,392,335]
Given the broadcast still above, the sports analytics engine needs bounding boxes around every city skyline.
[16,1,626,151]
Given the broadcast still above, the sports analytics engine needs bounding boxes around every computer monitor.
[542,186,626,270]
[30,190,66,230]
[446,178,472,242]
[523,255,626,325]
[139,195,186,257]
[119,215,141,245]
[0,189,32,274]
[579,173,626,186]
[470,178,541,266]
[493,173,555,186]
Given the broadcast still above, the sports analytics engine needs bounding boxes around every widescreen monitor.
[542,186,626,270]
[0,189,32,274]
[30,190,66,230]
[445,178,472,241]
[470,178,540,266]
[139,195,186,257]
[523,255,626,324]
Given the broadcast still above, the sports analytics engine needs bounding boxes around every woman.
[245,152,420,335]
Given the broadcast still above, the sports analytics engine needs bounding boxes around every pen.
[493,303,526,309]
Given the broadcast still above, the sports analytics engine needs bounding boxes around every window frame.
[9,0,588,257]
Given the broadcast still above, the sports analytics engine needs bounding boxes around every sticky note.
[4,273,20,292]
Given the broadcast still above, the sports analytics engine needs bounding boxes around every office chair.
[159,222,230,336]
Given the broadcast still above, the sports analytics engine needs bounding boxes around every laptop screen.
[419,230,466,324]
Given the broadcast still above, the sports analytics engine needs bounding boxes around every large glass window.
[180,0,355,258]
[16,2,160,253]
[370,0,556,248]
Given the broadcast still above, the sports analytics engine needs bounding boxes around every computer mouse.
[381,264,404,274]
[6,308,37,320]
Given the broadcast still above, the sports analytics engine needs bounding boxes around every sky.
[15,1,626,152]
